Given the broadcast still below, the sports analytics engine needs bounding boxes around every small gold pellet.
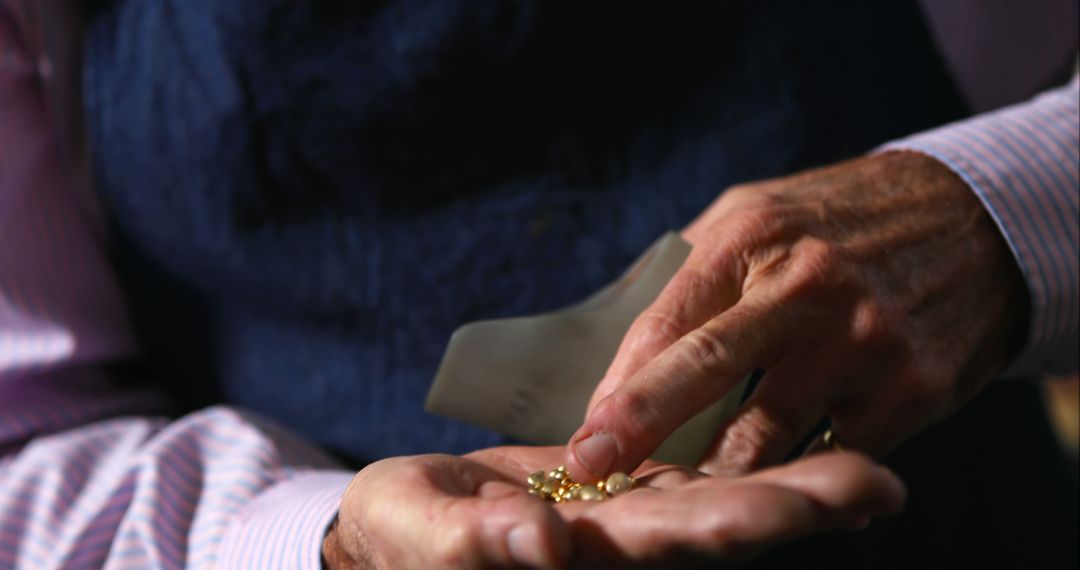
[525,466,636,503]
[605,472,633,495]
[527,471,547,488]
[577,485,605,501]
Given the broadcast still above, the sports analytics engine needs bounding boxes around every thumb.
[343,456,570,569]
[457,480,571,569]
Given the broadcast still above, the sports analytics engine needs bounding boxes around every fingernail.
[573,433,617,477]
[507,524,547,568]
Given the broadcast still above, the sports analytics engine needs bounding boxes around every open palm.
[326,446,904,569]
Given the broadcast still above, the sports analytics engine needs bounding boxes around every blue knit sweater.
[84,0,966,464]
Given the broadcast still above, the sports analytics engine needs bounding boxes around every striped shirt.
[1,2,351,568]
[1,2,1077,570]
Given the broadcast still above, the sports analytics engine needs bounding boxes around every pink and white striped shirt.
[1,2,1077,569]
[1,2,351,568]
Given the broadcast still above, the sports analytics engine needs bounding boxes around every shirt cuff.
[219,471,354,569]
[878,76,1080,377]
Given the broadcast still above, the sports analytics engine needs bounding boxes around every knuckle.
[787,237,841,287]
[387,460,433,489]
[705,525,739,558]
[737,205,776,233]
[432,521,478,567]
[740,189,788,216]
[730,205,784,246]
[737,407,789,447]
[396,455,448,485]
[633,308,688,349]
[717,414,777,469]
[594,389,661,441]
[700,494,757,559]
[679,327,736,372]
[724,182,756,199]
[849,299,895,346]
[718,185,770,216]
[710,191,786,239]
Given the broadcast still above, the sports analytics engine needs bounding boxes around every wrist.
[877,149,1030,378]
[322,514,361,570]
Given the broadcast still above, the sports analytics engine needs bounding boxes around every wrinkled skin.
[565,151,1027,481]
[323,446,905,569]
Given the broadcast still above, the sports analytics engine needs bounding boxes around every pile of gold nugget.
[526,465,635,503]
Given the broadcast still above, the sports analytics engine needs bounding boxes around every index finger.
[591,260,743,412]
[565,293,793,482]
[588,247,743,414]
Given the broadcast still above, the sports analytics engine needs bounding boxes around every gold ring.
[823,428,843,451]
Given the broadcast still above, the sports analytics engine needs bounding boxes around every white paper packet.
[426,232,748,465]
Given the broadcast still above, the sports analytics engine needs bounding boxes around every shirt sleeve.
[0,407,353,570]
[881,74,1080,377]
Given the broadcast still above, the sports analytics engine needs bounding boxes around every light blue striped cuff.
[219,471,353,569]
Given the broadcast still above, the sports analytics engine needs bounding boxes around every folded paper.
[426,232,748,465]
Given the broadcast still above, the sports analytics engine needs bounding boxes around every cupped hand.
[565,151,1028,481]
[323,446,905,569]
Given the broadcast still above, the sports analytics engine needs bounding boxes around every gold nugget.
[605,472,633,495]
[525,467,636,503]
[527,471,547,487]
[577,484,605,501]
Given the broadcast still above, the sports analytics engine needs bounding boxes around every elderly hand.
[322,446,904,569]
[564,151,1028,481]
